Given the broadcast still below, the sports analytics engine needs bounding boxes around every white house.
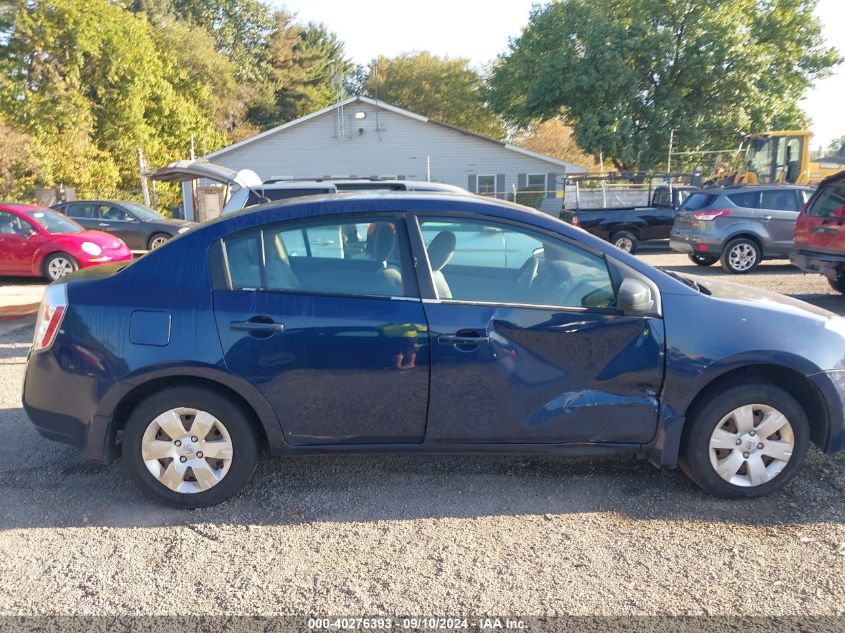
[203,96,587,201]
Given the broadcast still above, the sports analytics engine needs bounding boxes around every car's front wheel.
[688,253,718,267]
[43,252,78,281]
[721,238,761,274]
[680,383,809,498]
[123,386,260,508]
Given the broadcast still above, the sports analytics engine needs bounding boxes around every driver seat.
[427,231,456,299]
[528,245,572,304]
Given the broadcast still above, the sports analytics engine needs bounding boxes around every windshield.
[122,202,164,221]
[26,208,83,234]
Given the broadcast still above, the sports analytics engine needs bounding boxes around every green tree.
[0,0,226,199]
[247,13,354,129]
[487,0,841,171]
[365,52,506,139]
[826,136,845,156]
[167,0,275,83]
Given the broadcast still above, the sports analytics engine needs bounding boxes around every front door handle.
[98,222,109,227]
[763,215,773,221]
[438,333,490,346]
[230,320,285,333]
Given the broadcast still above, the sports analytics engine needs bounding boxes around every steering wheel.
[516,254,540,290]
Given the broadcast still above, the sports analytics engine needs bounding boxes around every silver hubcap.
[141,407,233,494]
[615,237,633,252]
[709,404,795,487]
[150,236,168,249]
[47,257,74,279]
[728,243,757,271]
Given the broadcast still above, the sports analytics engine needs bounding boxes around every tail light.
[692,210,731,221]
[32,283,68,352]
[571,215,580,227]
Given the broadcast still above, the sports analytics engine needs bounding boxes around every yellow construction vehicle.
[732,130,845,185]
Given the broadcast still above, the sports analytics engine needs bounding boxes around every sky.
[275,0,845,151]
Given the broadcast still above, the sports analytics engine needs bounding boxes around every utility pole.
[137,147,150,207]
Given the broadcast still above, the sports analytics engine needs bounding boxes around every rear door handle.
[98,222,109,227]
[230,321,285,333]
[763,215,773,220]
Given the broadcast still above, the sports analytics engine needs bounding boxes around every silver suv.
[670,185,814,273]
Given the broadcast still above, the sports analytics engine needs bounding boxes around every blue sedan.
[22,192,845,507]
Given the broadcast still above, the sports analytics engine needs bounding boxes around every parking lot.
[0,249,844,618]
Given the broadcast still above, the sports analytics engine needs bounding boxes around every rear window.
[808,181,845,217]
[683,193,716,211]
[726,192,760,208]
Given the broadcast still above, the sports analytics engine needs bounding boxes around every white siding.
[207,102,584,195]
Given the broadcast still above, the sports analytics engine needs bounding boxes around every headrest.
[371,224,396,262]
[427,231,456,271]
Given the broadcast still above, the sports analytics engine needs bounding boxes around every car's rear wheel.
[148,233,170,250]
[827,269,845,294]
[610,231,639,254]
[688,253,718,267]
[123,386,260,508]
[721,238,761,274]
[43,252,78,281]
[680,383,809,498]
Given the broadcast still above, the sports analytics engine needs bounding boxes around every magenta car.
[0,203,133,281]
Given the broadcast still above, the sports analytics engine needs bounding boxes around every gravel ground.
[0,250,844,620]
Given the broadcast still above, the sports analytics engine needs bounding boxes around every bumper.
[669,231,723,255]
[789,249,845,277]
[77,250,133,270]
[22,346,118,462]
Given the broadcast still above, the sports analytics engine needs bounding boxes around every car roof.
[260,181,337,190]
[0,203,49,213]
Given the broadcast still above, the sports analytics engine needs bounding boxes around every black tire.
[123,386,260,508]
[827,269,845,294]
[680,383,809,498]
[147,233,171,250]
[688,253,718,267]
[610,230,639,254]
[42,252,78,281]
[720,237,761,274]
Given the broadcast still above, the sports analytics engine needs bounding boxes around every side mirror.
[617,278,654,314]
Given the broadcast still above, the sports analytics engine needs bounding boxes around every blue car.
[22,192,845,507]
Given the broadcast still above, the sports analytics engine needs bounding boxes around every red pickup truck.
[790,171,845,291]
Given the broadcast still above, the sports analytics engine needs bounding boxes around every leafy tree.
[0,0,225,199]
[364,52,506,139]
[512,120,597,169]
[826,136,845,156]
[167,0,275,83]
[247,13,354,129]
[488,0,841,171]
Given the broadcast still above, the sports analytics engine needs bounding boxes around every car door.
[61,203,101,232]
[795,179,845,254]
[759,189,801,255]
[212,213,430,445]
[96,205,147,249]
[412,214,665,444]
[0,212,41,275]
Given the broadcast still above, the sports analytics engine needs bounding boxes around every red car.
[0,203,133,281]
[790,171,845,291]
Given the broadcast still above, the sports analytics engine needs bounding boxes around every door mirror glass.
[617,278,654,314]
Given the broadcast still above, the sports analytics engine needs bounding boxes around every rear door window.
[64,203,100,219]
[760,189,800,212]
[223,216,417,298]
[726,192,761,208]
[683,193,716,211]
[808,181,845,217]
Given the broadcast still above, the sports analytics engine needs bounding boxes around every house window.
[526,174,546,191]
[477,175,496,196]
